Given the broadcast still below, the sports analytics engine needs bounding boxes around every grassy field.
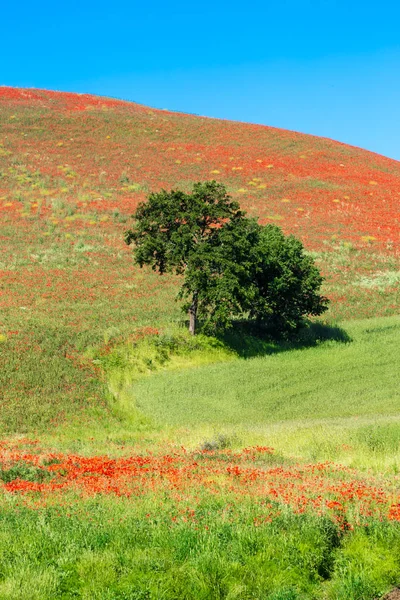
[0,316,399,599]
[131,317,400,428]
[0,86,399,431]
[1,495,399,600]
[0,87,399,598]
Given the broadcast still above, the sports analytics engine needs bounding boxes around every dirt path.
[382,590,400,600]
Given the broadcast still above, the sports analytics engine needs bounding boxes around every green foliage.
[248,225,329,332]
[1,498,399,600]
[326,524,400,599]
[179,214,261,332]
[1,497,399,599]
[0,462,52,483]
[356,423,400,453]
[181,216,329,333]
[125,180,242,275]
[90,329,233,375]
[125,182,328,334]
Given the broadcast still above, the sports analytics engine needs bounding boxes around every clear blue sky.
[2,0,400,160]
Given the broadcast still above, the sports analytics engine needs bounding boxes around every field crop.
[131,317,400,429]
[0,87,399,598]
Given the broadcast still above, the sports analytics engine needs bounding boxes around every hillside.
[0,86,399,430]
[1,87,399,248]
[0,88,400,599]
[1,86,399,322]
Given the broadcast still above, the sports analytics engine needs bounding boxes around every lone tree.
[125,181,328,335]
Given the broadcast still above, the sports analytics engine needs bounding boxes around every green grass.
[95,315,398,475]
[25,315,399,472]
[130,316,400,427]
[0,495,399,600]
[0,317,399,599]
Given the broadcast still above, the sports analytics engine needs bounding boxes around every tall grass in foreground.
[1,494,399,600]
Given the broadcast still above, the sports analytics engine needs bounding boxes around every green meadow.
[1,88,400,599]
[131,318,399,426]
[0,316,400,599]
[92,316,400,469]
[1,496,399,600]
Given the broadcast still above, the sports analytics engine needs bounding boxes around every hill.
[0,87,399,599]
[0,86,399,429]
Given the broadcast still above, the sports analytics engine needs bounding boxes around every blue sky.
[2,0,400,160]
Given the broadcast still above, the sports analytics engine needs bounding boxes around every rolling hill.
[0,87,400,600]
[0,86,399,430]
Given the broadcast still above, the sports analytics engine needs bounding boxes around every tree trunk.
[188,292,198,335]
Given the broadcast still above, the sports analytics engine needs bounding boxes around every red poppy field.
[1,438,399,527]
[0,87,399,426]
[0,431,400,598]
[0,87,399,599]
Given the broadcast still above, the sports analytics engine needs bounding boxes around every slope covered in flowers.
[1,86,399,326]
[1,88,400,598]
[1,86,399,248]
[0,86,399,430]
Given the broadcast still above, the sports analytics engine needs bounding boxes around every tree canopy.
[125,181,328,335]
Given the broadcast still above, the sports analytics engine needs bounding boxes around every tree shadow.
[215,320,352,359]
